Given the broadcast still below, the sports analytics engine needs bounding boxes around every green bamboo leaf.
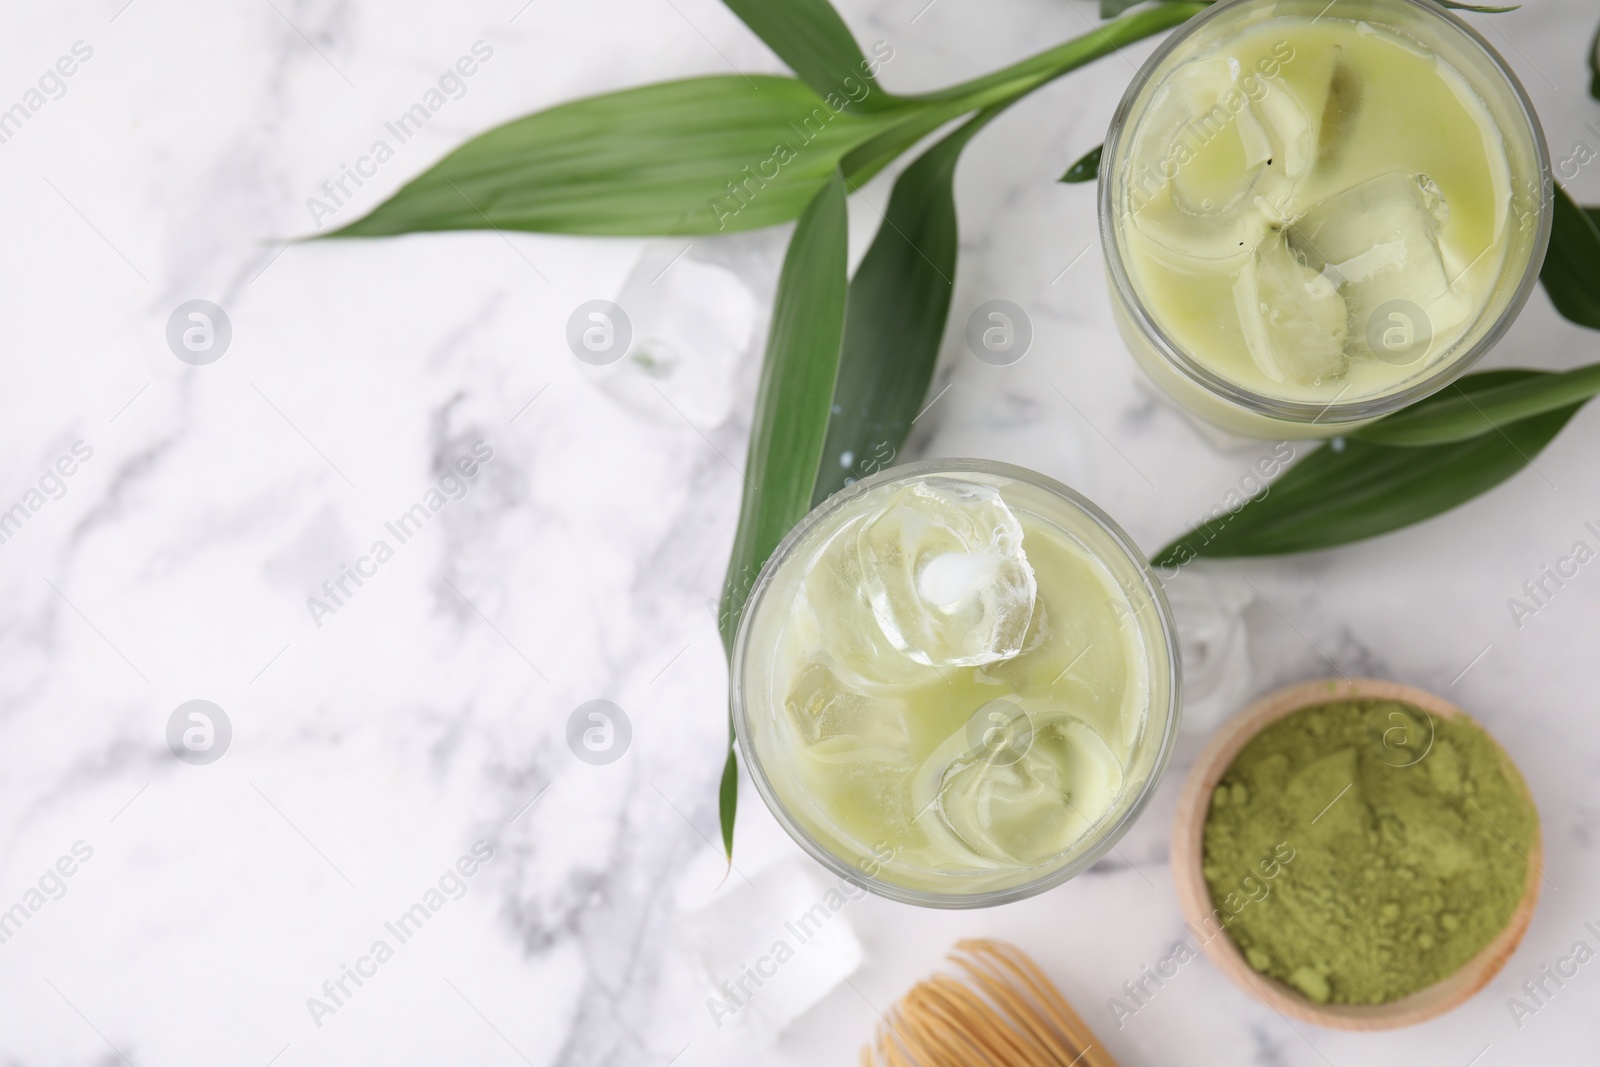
[814,107,1003,504]
[718,744,740,858]
[1151,370,1581,564]
[845,2,1200,185]
[1541,183,1600,329]
[1436,1,1520,11]
[1355,363,1600,445]
[840,100,972,189]
[716,175,849,856]
[1060,143,1102,183]
[325,5,1204,242]
[937,4,1205,104]
[1591,19,1599,100]
[325,76,905,238]
[721,0,900,110]
[718,174,848,647]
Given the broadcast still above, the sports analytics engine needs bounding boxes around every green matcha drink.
[1101,0,1550,437]
[732,461,1178,905]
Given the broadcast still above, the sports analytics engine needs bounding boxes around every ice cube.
[783,659,908,764]
[600,235,778,427]
[933,714,1125,866]
[1234,230,1349,385]
[856,480,1037,668]
[1245,71,1317,189]
[1289,173,1472,363]
[801,521,923,687]
[676,858,863,1048]
[1123,50,1314,266]
[1164,61,1274,213]
[1128,189,1272,271]
[1162,572,1255,735]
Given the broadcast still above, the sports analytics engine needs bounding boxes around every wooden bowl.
[1171,678,1542,1030]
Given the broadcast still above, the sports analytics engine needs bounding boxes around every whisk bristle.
[862,939,1117,1067]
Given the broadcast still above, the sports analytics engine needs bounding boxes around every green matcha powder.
[1202,699,1537,1005]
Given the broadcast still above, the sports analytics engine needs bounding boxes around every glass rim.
[728,458,1183,909]
[1097,0,1555,426]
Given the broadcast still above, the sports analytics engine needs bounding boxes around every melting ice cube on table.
[677,859,863,1049]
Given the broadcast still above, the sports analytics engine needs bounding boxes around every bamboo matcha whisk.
[862,939,1119,1067]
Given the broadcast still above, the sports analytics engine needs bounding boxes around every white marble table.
[1,1,1596,1064]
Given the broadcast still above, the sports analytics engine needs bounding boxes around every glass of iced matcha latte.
[1101,0,1551,438]
[731,461,1180,906]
